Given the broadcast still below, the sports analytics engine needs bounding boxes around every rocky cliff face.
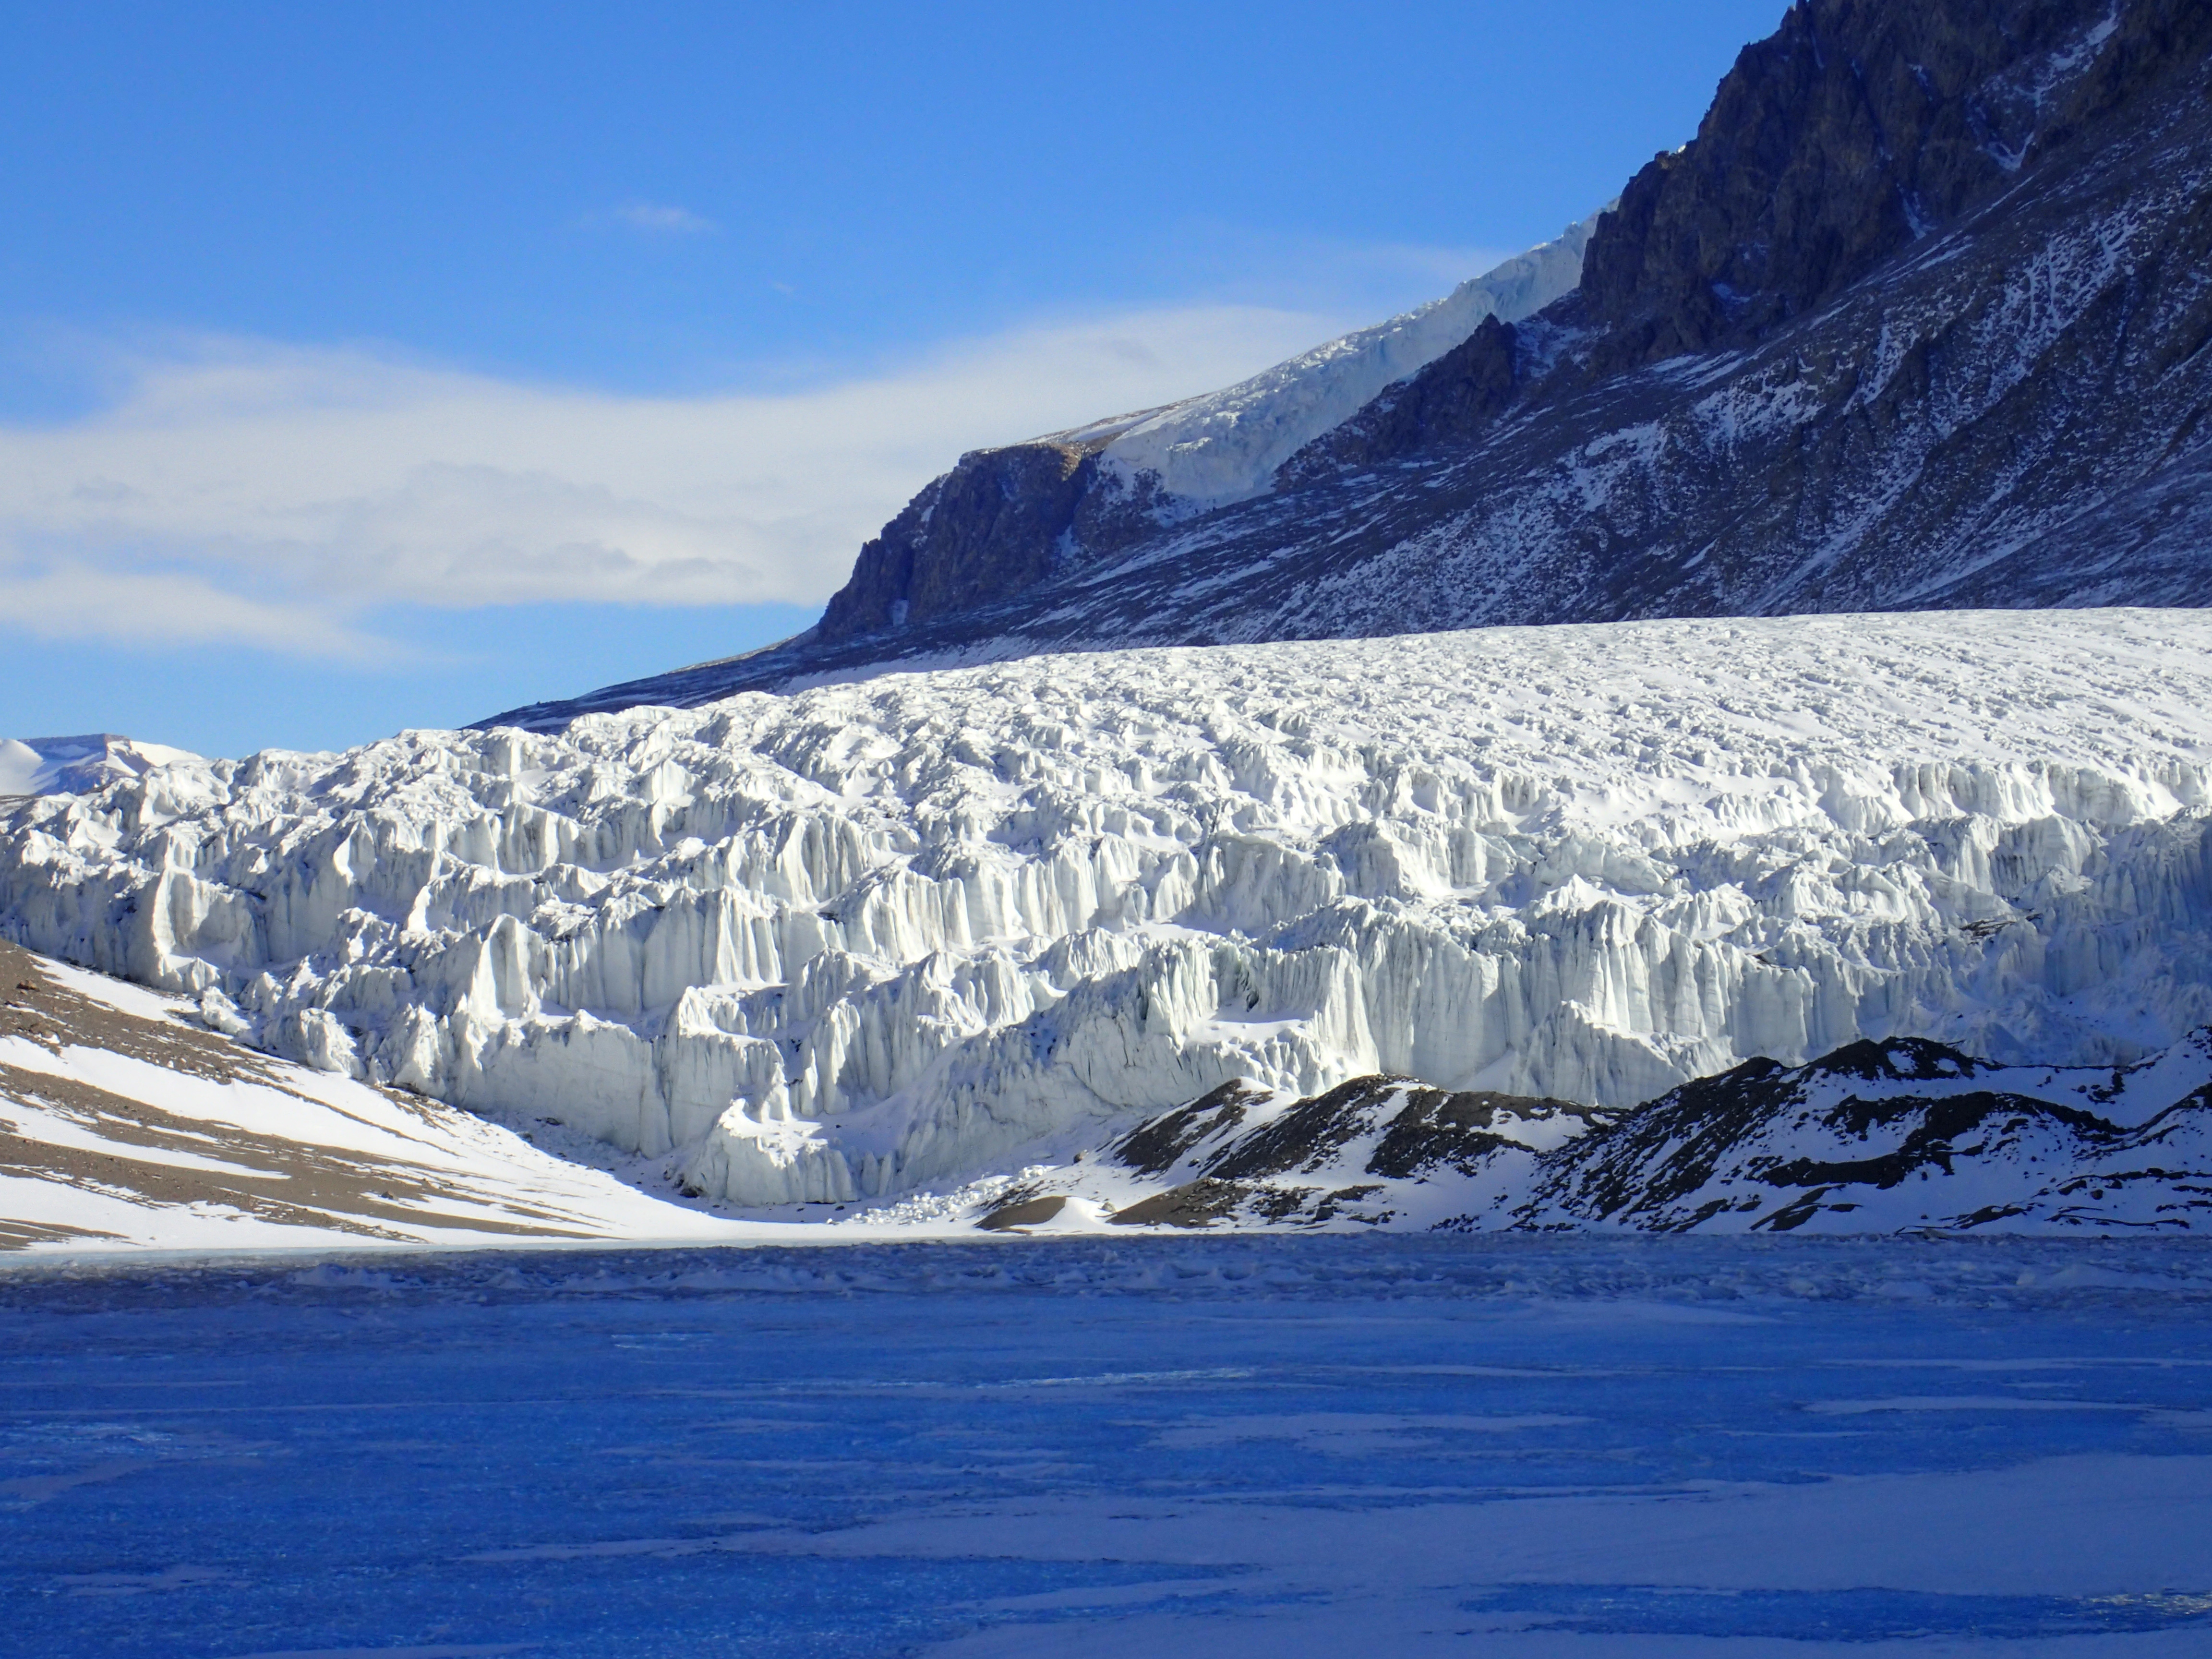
[816,433,1116,641]
[1584,0,2102,359]
[490,0,2212,732]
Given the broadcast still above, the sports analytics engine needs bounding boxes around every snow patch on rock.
[1098,215,1601,509]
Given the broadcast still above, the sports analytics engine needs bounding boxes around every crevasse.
[5,611,2211,1207]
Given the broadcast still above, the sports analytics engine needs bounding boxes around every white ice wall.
[5,610,2210,1207]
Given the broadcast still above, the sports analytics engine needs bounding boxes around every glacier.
[4,608,2212,1210]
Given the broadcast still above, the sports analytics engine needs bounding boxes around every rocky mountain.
[491,0,2212,731]
[10,610,2210,1211]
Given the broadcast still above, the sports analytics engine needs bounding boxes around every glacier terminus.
[8,610,2209,1222]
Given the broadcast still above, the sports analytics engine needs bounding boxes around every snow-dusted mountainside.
[7,611,2211,1219]
[492,0,2212,732]
[905,1026,2212,1235]
[0,735,201,801]
[0,938,765,1251]
[1513,1027,2212,1233]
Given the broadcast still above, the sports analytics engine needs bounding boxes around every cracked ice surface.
[3,608,2211,1207]
[6,1237,2212,1657]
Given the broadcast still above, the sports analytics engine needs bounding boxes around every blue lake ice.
[6,1236,2212,1657]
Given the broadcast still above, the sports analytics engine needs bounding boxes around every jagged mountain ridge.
[492,0,2212,731]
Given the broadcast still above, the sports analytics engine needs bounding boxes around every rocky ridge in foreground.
[920,1025,2212,1235]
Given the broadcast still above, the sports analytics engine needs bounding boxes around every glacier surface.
[0,735,202,801]
[4,609,2211,1209]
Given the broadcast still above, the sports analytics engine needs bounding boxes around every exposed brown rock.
[0,941,599,1247]
[1107,1178,1250,1228]
[975,1193,1068,1230]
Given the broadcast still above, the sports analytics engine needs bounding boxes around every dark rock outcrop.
[1089,1029,2212,1234]
[816,439,1101,642]
[1509,1031,2212,1233]
[1584,0,2093,361]
[1279,318,1522,485]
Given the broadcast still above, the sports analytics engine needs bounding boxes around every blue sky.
[1,0,1781,757]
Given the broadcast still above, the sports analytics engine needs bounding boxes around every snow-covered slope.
[1508,1028,2212,1233]
[1095,215,1598,510]
[874,1075,1615,1235]
[0,735,201,800]
[6,611,2210,1214]
[0,938,779,1251]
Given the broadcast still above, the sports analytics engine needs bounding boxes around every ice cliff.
[6,610,2212,1208]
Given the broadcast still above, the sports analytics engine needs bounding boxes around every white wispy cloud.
[0,564,383,657]
[608,201,715,234]
[0,304,1361,655]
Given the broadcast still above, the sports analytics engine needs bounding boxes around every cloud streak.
[0,304,1362,656]
[607,201,715,234]
[0,564,385,658]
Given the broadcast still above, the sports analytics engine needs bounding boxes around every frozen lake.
[6,1236,2212,1657]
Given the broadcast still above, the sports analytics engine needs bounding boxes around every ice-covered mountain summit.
[8,610,2210,1209]
[1092,215,1598,512]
